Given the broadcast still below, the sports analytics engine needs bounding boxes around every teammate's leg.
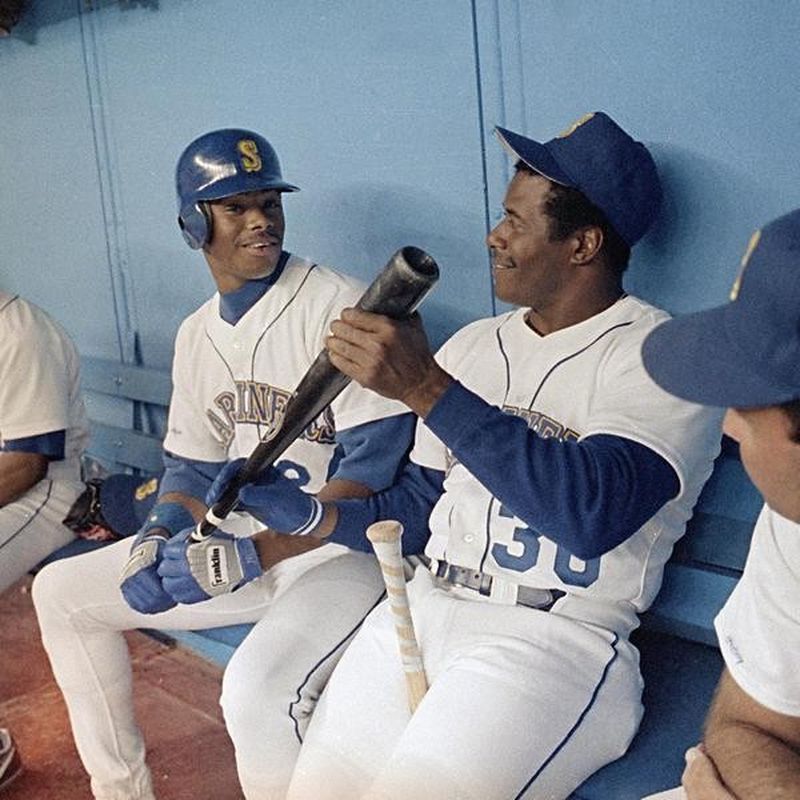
[0,478,81,594]
[220,550,385,799]
[289,568,644,800]
[360,574,643,800]
[32,537,284,800]
[286,595,414,800]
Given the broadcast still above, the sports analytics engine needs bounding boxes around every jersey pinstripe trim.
[0,479,53,552]
[0,294,18,314]
[287,586,387,743]
[524,321,635,410]
[513,632,621,799]
[249,262,317,377]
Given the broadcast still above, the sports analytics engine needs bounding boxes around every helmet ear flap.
[178,202,212,250]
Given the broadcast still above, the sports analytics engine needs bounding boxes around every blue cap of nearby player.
[494,112,662,247]
[642,207,800,408]
[100,474,161,537]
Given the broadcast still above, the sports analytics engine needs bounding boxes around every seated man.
[0,290,89,791]
[0,291,88,592]
[641,209,800,799]
[163,112,723,799]
[32,128,414,800]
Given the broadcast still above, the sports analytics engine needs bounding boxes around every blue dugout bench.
[44,355,762,799]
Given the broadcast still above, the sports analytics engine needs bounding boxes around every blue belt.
[425,557,565,611]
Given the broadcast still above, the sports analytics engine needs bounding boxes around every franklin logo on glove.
[208,545,229,588]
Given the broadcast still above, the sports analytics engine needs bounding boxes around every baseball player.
[0,291,89,593]
[0,291,88,791]
[639,209,800,800]
[32,128,414,800]
[201,112,724,800]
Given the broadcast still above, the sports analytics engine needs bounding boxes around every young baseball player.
[0,292,88,791]
[31,128,414,800]
[191,112,724,799]
[639,209,800,800]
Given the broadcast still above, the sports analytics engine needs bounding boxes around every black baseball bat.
[193,245,439,540]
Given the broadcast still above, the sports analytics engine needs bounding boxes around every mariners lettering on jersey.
[504,406,580,442]
[206,380,336,449]
[442,405,579,477]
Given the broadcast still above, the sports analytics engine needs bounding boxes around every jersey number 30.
[491,504,600,588]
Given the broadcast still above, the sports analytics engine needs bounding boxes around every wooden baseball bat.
[366,520,428,713]
[193,246,439,541]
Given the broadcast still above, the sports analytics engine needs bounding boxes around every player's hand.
[119,529,176,614]
[157,527,262,604]
[207,458,323,536]
[682,745,737,799]
[326,308,451,416]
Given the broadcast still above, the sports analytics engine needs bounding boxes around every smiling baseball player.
[32,128,414,800]
[208,112,725,799]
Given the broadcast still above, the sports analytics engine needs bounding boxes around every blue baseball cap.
[495,112,662,246]
[642,208,800,408]
[100,474,161,537]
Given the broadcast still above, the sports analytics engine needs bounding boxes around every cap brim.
[494,127,575,187]
[642,305,798,408]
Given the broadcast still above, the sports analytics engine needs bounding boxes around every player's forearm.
[250,478,372,570]
[156,491,206,524]
[705,724,800,798]
[0,451,48,507]
[423,380,678,559]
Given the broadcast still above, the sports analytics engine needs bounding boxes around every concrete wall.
[2,0,798,369]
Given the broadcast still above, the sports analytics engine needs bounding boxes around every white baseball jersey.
[0,292,89,482]
[164,254,407,519]
[413,296,722,636]
[715,504,800,716]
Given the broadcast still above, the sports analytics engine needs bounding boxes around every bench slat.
[642,563,738,646]
[82,357,172,407]
[674,511,754,574]
[88,422,164,474]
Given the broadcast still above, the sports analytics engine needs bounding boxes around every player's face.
[486,172,575,313]
[203,190,286,293]
[723,405,800,522]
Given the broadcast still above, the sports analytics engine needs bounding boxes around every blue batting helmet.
[175,128,299,249]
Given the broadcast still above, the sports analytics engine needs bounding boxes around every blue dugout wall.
[1,1,799,372]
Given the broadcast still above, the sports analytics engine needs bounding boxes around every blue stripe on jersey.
[158,451,226,502]
[329,462,445,555]
[424,381,679,560]
[218,250,289,325]
[327,413,415,490]
[514,633,620,799]
[2,430,66,460]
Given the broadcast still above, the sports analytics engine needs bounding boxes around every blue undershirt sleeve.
[158,451,226,503]
[327,462,444,555]
[424,381,680,560]
[327,412,415,490]
[2,430,66,460]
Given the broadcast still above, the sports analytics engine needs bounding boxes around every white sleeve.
[587,326,723,494]
[715,506,800,716]
[163,321,228,463]
[0,305,71,440]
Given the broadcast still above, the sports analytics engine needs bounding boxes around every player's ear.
[571,225,603,266]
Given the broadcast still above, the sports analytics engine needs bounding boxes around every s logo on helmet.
[237,139,262,173]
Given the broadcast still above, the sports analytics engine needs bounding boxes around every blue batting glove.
[158,527,263,604]
[119,529,176,614]
[207,458,324,535]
